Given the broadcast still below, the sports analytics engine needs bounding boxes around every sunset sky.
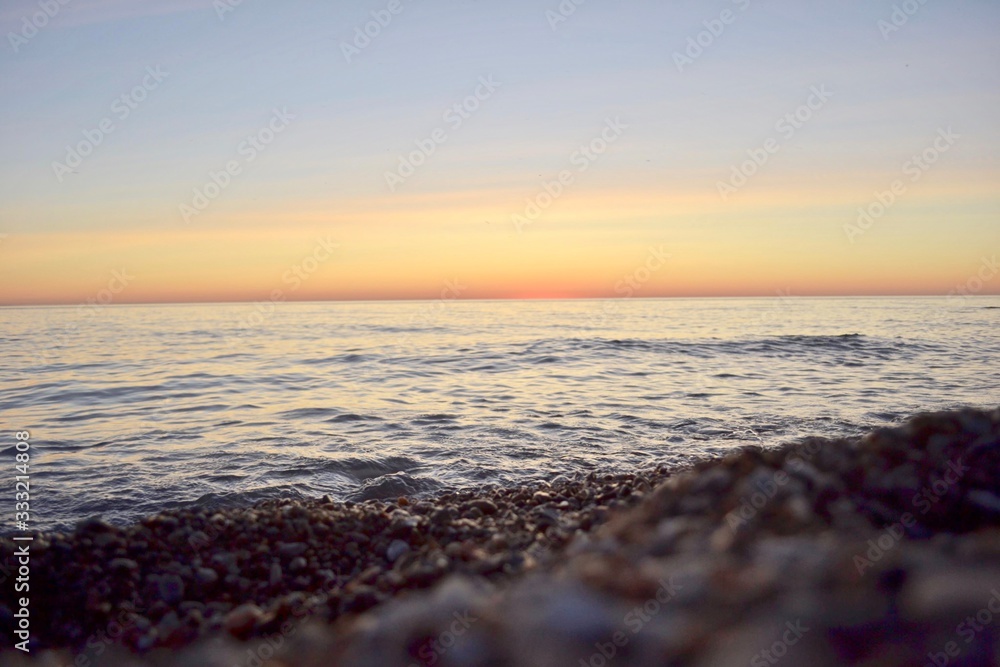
[1,0,998,305]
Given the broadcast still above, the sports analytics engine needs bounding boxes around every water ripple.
[1,297,997,531]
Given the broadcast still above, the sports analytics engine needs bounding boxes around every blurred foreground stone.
[3,406,999,665]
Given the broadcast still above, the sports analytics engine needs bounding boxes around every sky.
[0,0,998,305]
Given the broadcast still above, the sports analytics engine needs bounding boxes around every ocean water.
[2,297,998,533]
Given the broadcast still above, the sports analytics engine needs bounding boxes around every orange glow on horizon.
[1,174,998,306]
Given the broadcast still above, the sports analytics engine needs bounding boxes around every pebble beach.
[5,0,999,664]
[3,406,1000,665]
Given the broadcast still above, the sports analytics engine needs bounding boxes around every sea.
[2,296,998,533]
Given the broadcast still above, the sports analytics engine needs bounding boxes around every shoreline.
[3,406,999,665]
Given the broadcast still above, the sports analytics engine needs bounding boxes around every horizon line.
[2,293,997,309]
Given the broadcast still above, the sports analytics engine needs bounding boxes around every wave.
[7,299,995,532]
[348,472,442,501]
[515,334,936,361]
[313,455,423,481]
[180,486,308,512]
[301,352,377,366]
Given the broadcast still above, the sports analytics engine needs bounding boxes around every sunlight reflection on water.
[2,296,998,530]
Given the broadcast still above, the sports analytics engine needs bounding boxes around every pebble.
[4,406,999,667]
[223,603,265,637]
[157,574,185,605]
[211,552,238,569]
[278,542,308,558]
[967,489,1000,514]
[195,568,218,585]
[386,539,410,563]
[109,558,139,574]
[469,499,498,515]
